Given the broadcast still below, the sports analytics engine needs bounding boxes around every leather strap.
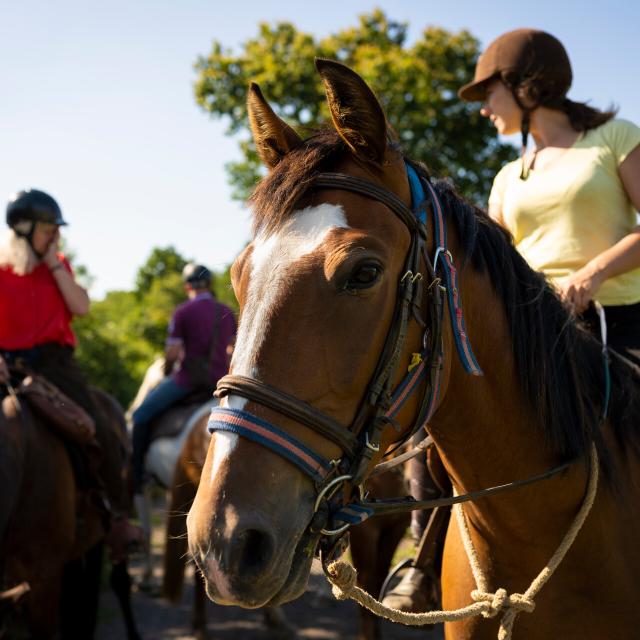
[314,173,425,236]
[216,374,358,457]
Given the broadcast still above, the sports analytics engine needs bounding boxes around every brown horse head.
[187,60,436,608]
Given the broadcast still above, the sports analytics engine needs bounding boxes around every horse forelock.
[249,130,347,237]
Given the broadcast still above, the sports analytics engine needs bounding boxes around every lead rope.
[324,444,598,640]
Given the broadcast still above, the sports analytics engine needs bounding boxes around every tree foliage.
[194,9,516,203]
[74,246,237,407]
[134,246,188,297]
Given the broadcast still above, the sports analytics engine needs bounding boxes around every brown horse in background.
[162,411,212,638]
[187,58,640,640]
[163,411,298,640]
[125,358,217,590]
[0,385,139,639]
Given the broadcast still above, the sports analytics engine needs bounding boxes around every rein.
[208,162,569,547]
[331,458,573,527]
[325,445,599,640]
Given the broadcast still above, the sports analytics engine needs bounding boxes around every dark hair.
[560,98,617,132]
[502,70,617,133]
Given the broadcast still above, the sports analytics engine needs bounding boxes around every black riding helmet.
[6,189,68,234]
[182,263,211,287]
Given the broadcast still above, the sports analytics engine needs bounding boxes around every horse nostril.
[228,526,275,578]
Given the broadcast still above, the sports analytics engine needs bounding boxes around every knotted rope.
[324,444,598,640]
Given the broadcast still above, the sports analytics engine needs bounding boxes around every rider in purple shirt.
[131,263,236,495]
[167,289,235,389]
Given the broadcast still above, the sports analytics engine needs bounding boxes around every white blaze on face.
[231,203,349,377]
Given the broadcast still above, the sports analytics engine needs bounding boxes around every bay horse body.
[187,60,640,638]
[0,386,136,638]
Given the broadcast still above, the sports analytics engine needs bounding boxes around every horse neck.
[429,260,589,543]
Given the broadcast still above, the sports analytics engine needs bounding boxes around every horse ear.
[315,58,388,163]
[247,83,303,169]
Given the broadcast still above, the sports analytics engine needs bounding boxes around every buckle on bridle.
[365,431,380,453]
[401,270,423,284]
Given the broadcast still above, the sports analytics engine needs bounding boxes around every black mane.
[427,170,640,475]
[250,129,640,475]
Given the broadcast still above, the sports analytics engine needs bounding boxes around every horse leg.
[110,560,142,640]
[261,606,296,640]
[59,541,104,640]
[193,570,208,640]
[163,459,194,603]
[133,490,154,591]
[20,576,63,640]
[350,526,383,640]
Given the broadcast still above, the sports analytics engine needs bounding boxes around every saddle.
[148,400,209,443]
[16,374,96,445]
[178,387,215,407]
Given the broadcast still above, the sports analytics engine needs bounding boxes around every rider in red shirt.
[0,188,140,561]
[0,190,87,353]
[0,253,77,350]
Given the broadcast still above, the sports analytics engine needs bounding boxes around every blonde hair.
[0,229,38,275]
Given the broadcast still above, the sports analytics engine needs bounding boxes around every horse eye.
[345,263,382,290]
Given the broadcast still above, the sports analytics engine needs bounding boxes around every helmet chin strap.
[13,221,45,259]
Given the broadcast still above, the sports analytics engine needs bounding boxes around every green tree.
[74,246,238,407]
[134,246,188,297]
[74,290,152,406]
[74,247,190,406]
[194,9,516,203]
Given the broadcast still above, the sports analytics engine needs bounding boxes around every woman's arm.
[164,342,184,375]
[44,243,90,316]
[559,144,640,312]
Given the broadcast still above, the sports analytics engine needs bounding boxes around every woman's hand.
[558,266,606,314]
[0,355,9,385]
[42,227,61,268]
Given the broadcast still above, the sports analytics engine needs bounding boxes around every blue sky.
[2,0,638,298]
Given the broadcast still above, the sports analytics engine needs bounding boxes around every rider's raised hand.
[42,227,61,269]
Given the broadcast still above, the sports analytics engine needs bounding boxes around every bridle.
[208,161,569,553]
[211,163,477,514]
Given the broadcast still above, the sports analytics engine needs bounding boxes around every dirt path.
[95,510,443,640]
[96,561,440,640]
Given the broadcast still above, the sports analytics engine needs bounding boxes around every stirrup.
[379,564,441,613]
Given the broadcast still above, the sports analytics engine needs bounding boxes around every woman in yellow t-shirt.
[459,28,640,363]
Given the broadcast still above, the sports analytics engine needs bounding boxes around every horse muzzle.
[187,505,318,608]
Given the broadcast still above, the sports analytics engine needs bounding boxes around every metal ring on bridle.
[314,474,366,536]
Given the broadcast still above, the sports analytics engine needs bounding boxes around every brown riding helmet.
[458,28,572,103]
